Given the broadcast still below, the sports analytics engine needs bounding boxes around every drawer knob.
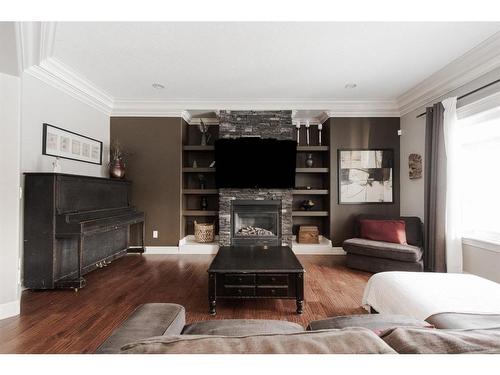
[271,277,276,282]
[237,289,242,294]
[238,277,243,282]
[271,289,276,294]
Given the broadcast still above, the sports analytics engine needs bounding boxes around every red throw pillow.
[359,219,407,245]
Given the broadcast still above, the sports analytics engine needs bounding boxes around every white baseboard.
[145,246,179,254]
[179,236,219,254]
[0,300,20,320]
[144,237,346,256]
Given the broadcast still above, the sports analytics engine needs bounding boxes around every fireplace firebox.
[230,200,281,246]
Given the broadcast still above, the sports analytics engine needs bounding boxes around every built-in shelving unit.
[183,210,219,216]
[183,189,219,195]
[295,168,329,173]
[293,122,331,239]
[182,145,215,151]
[292,189,329,195]
[182,167,215,173]
[297,146,329,152]
[181,123,220,238]
[181,121,331,241]
[292,211,329,217]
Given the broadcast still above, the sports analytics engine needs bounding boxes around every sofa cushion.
[95,303,185,354]
[343,238,423,262]
[359,219,407,245]
[426,313,500,330]
[120,328,396,354]
[182,319,304,336]
[346,253,424,273]
[307,314,432,334]
[380,327,500,354]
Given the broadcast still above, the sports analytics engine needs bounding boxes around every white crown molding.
[17,21,41,71]
[25,57,114,114]
[397,31,500,116]
[180,110,192,123]
[39,22,57,62]
[112,99,400,118]
[325,100,400,117]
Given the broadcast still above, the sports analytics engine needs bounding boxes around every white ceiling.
[51,22,500,103]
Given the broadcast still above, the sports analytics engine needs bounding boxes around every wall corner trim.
[0,299,21,320]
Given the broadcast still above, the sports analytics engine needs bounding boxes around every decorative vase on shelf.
[199,119,211,146]
[201,197,208,210]
[305,153,314,168]
[198,174,206,189]
[109,159,125,179]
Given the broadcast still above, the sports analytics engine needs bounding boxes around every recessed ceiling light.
[152,83,165,89]
[345,83,357,89]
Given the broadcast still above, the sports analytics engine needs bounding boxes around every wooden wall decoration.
[408,153,422,179]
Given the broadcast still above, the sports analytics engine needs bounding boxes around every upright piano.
[23,173,145,290]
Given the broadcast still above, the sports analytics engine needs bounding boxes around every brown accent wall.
[329,117,401,246]
[110,117,182,246]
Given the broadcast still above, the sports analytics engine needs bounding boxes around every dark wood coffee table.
[207,246,305,315]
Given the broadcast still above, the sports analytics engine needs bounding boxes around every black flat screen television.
[215,138,297,188]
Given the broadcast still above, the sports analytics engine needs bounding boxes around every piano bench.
[95,303,185,354]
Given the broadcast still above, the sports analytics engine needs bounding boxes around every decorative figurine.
[192,160,198,168]
[318,123,323,146]
[301,200,315,211]
[52,157,61,173]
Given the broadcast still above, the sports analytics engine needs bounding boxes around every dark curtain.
[424,103,447,272]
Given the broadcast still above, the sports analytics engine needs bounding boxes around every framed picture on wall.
[42,123,103,165]
[338,149,394,204]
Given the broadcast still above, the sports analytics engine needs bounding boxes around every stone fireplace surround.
[219,189,293,246]
[218,110,294,247]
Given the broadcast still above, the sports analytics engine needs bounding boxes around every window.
[459,108,500,243]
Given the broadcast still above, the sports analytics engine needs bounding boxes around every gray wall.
[329,117,401,246]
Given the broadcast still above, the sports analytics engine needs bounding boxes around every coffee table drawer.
[224,274,256,285]
[256,286,289,297]
[257,274,289,286]
[222,286,255,297]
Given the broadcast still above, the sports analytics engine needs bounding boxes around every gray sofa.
[343,215,424,273]
[95,303,500,354]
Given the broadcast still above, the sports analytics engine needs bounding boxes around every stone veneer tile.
[218,110,295,246]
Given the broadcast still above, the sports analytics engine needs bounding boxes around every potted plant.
[109,140,128,179]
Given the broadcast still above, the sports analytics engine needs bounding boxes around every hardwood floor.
[0,254,372,354]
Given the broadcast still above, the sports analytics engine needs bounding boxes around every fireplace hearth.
[231,200,281,246]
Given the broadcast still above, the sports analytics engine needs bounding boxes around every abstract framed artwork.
[42,123,103,165]
[338,149,394,204]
